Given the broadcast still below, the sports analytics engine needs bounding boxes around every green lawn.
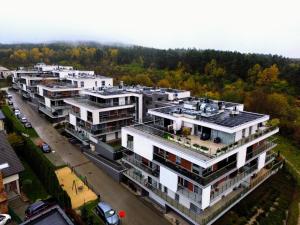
[274,135,300,172]
[19,160,50,202]
[0,78,11,88]
[214,169,297,225]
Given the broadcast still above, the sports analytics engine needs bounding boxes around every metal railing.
[245,141,276,161]
[210,163,258,200]
[153,152,237,186]
[124,159,283,225]
[122,153,160,177]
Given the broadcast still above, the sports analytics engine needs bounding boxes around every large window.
[127,134,134,149]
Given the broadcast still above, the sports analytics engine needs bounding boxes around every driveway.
[9,91,170,225]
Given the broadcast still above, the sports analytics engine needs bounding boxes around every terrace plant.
[193,143,200,148]
[182,127,191,137]
[201,146,209,151]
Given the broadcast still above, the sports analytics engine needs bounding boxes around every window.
[164,186,168,194]
[175,193,179,202]
[192,164,201,175]
[101,81,105,86]
[175,156,181,164]
[80,81,84,87]
[127,134,134,149]
[87,111,93,122]
[95,81,97,87]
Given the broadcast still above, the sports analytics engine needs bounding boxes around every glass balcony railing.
[122,153,160,177]
[153,152,237,186]
[128,123,278,159]
[124,161,282,225]
[246,141,276,161]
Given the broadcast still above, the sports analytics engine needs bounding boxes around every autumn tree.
[256,64,279,86]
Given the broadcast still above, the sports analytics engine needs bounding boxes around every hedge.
[2,105,38,137]
[2,105,71,209]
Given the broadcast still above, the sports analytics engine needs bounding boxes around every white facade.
[121,98,279,225]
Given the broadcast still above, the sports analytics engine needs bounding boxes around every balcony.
[122,153,160,177]
[210,163,258,201]
[177,184,202,204]
[124,160,283,225]
[153,152,237,186]
[38,106,66,118]
[246,140,277,161]
[65,126,89,143]
[127,123,278,159]
[65,97,135,110]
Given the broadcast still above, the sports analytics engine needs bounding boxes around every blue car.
[40,143,51,153]
[95,202,120,225]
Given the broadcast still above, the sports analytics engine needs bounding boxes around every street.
[9,90,170,225]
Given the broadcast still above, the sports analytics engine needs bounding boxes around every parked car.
[14,110,21,117]
[24,122,32,128]
[0,214,11,225]
[25,198,56,219]
[20,116,28,123]
[95,202,120,225]
[40,143,51,153]
[6,94,12,100]
[7,100,13,105]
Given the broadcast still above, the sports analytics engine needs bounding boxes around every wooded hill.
[0,42,299,146]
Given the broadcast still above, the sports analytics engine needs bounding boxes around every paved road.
[9,91,170,225]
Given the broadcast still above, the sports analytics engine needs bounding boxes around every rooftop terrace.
[151,104,266,128]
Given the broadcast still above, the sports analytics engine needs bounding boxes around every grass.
[8,207,22,223]
[274,135,300,172]
[0,78,11,88]
[19,160,50,202]
[1,105,39,138]
[80,200,105,225]
[214,169,297,225]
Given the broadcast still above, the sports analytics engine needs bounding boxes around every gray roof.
[20,205,74,225]
[152,105,265,128]
[0,110,5,120]
[0,132,24,177]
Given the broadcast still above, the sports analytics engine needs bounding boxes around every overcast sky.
[0,0,299,58]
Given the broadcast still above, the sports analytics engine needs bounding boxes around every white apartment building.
[36,74,113,122]
[121,98,281,225]
[64,88,143,144]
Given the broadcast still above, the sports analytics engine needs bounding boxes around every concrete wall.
[257,152,266,170]
[236,146,246,168]
[84,151,124,182]
[159,166,178,193]
[201,185,211,210]
[95,141,122,160]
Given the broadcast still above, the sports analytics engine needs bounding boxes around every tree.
[256,64,279,86]
[204,59,226,78]
[7,133,24,149]
[247,64,261,85]
[157,79,171,88]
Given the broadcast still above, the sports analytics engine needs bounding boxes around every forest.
[0,42,299,146]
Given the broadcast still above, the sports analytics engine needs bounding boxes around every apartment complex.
[121,98,280,225]
[64,88,143,144]
[36,74,113,121]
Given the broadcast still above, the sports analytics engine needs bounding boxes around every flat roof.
[65,97,135,110]
[151,104,266,128]
[20,205,74,225]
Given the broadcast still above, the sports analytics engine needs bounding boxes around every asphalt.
[9,90,170,225]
